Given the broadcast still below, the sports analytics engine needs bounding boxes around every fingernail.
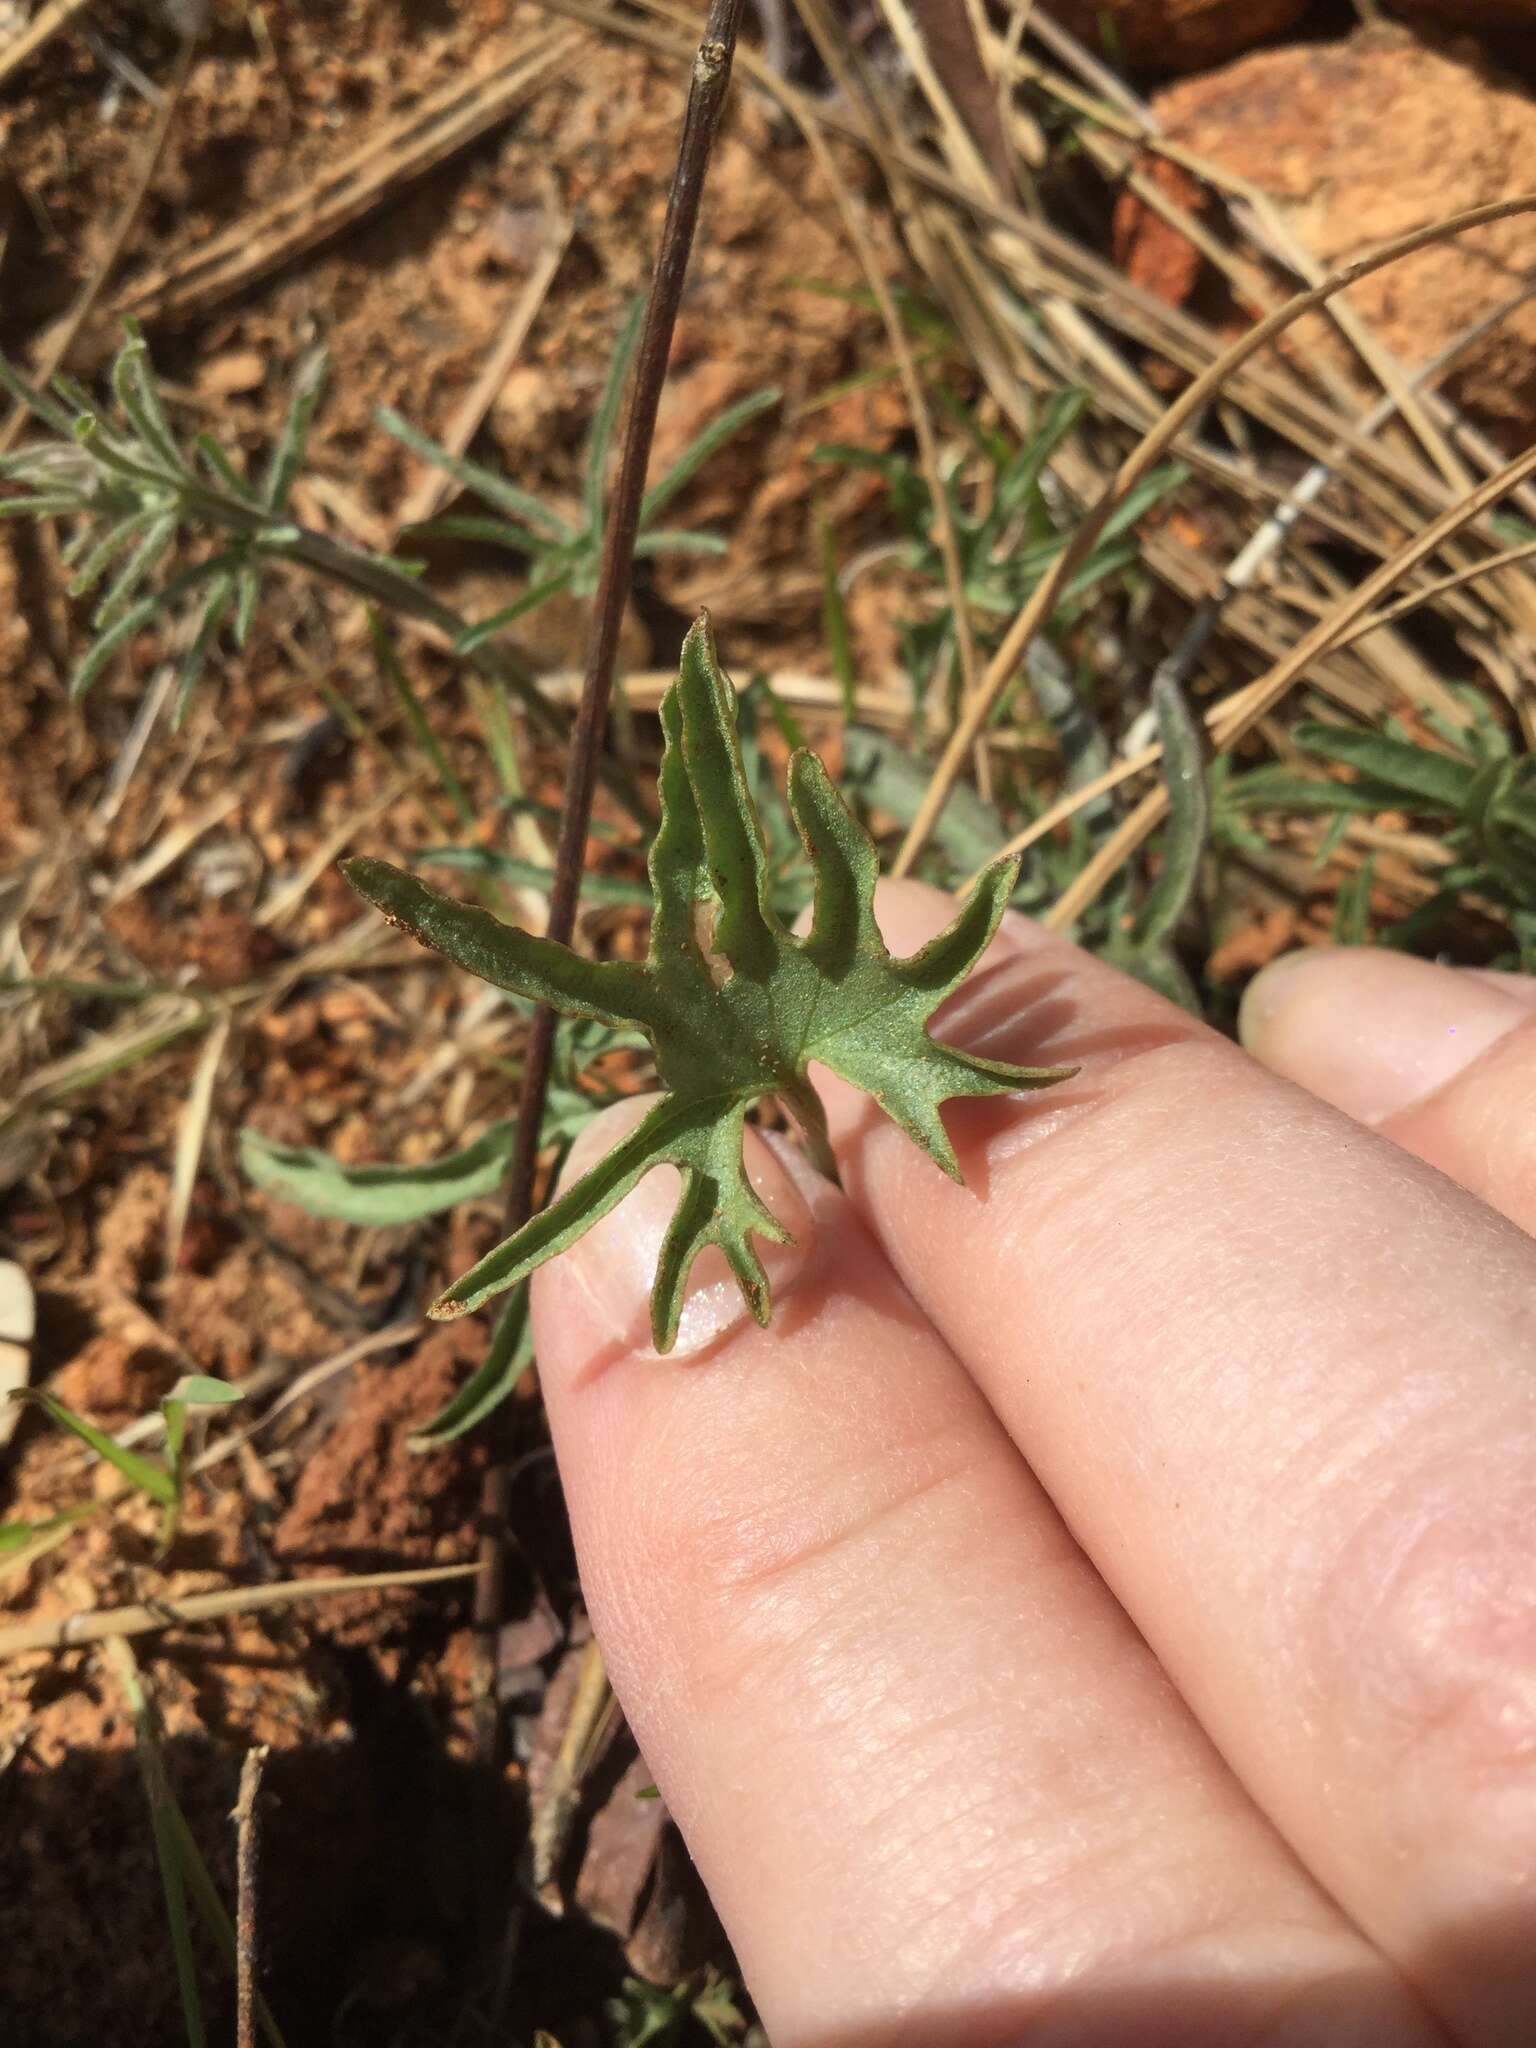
[558,1096,816,1358]
[1239,947,1531,1125]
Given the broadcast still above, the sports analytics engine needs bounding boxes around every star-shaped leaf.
[344,614,1071,1352]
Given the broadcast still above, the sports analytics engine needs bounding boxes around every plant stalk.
[234,1745,268,2048]
[506,0,748,1238]
[467,0,746,1833]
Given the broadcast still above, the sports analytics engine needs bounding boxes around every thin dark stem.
[465,0,747,1965]
[233,1744,267,2048]
[504,0,747,1243]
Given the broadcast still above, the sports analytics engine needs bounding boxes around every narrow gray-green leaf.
[1295,723,1476,813]
[639,385,780,523]
[584,297,645,539]
[1131,671,1209,950]
[455,570,574,652]
[263,347,328,512]
[69,550,245,701]
[818,498,857,724]
[12,1389,174,1507]
[377,407,573,541]
[174,574,235,726]
[240,1119,519,1224]
[409,1290,533,1448]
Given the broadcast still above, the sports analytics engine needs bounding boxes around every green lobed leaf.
[240,1120,519,1225]
[344,613,1072,1352]
[415,844,651,905]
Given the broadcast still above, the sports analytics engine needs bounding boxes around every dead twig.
[530,1637,618,1910]
[0,1562,475,1660]
[0,0,92,89]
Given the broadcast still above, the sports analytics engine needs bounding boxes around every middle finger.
[816,884,1536,2046]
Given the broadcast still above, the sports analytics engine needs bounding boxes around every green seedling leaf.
[166,1375,243,1409]
[11,1388,175,1505]
[345,613,1072,1352]
[0,1505,96,1556]
[995,388,1086,516]
[127,1697,208,2047]
[1333,854,1376,947]
[159,1378,241,1552]
[241,1119,518,1224]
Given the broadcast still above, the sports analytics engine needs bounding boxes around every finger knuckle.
[1312,1444,1536,1840]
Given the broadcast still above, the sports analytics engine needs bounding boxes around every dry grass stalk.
[0,1562,477,1660]
[115,35,577,327]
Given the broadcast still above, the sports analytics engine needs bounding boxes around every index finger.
[815,882,1536,2048]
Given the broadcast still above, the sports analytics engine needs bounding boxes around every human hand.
[530,883,1536,2048]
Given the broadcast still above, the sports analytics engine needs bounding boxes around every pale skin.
[529,881,1536,2048]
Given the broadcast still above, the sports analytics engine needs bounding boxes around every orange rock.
[1046,0,1305,74]
[1153,28,1536,445]
[1111,153,1207,307]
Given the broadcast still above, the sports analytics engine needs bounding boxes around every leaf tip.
[681,606,716,666]
[341,855,413,929]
